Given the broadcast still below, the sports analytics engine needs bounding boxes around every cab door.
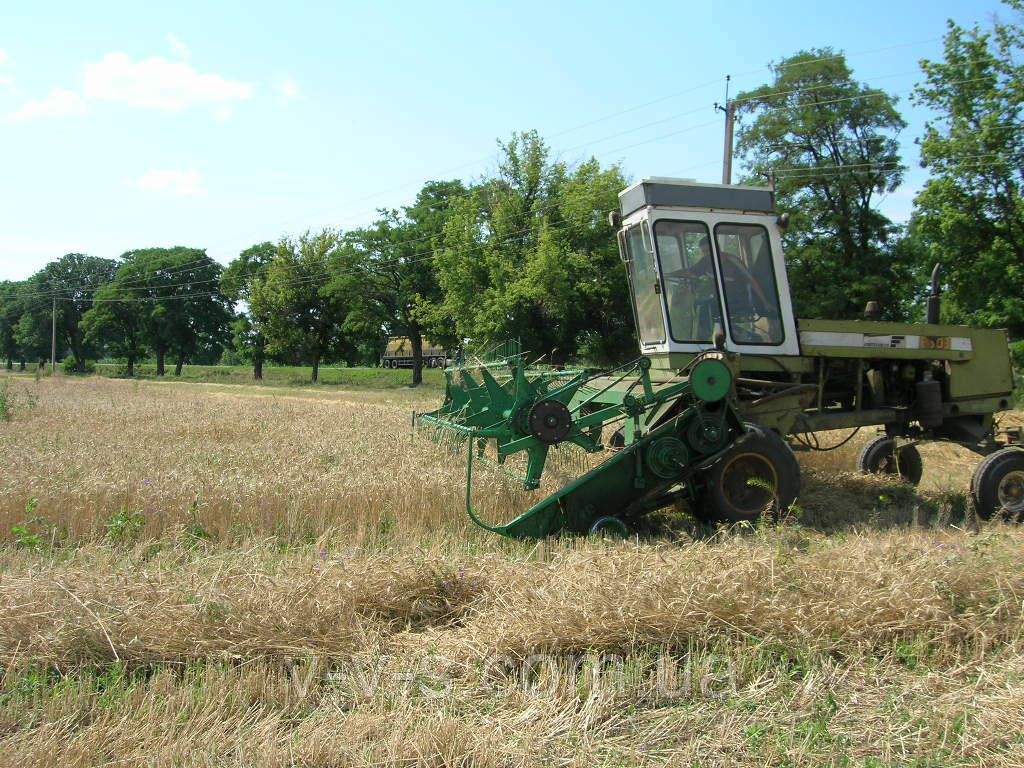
[621,221,667,349]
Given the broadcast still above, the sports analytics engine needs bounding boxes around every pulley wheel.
[687,414,728,454]
[690,357,732,402]
[647,436,689,479]
[528,399,572,445]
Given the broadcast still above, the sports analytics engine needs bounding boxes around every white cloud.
[0,48,8,67]
[9,89,86,121]
[271,74,300,106]
[166,33,190,60]
[135,168,205,198]
[83,52,253,112]
[5,44,254,122]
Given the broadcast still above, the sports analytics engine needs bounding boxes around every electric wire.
[2,45,1013,300]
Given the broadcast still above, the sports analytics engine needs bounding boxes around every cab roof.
[618,177,776,217]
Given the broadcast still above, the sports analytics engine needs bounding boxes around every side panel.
[798,319,976,362]
[948,328,1014,399]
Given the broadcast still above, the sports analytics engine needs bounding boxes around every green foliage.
[184,496,213,545]
[106,504,145,543]
[0,280,25,369]
[11,497,43,550]
[250,230,356,382]
[218,347,244,366]
[91,361,446,389]
[0,378,37,420]
[913,1,1024,335]
[18,254,118,371]
[222,242,275,379]
[433,131,634,365]
[735,49,912,321]
[112,248,232,376]
[337,180,466,385]
[61,356,96,375]
[81,279,148,376]
[0,378,11,422]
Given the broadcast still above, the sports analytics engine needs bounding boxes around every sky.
[0,0,1013,282]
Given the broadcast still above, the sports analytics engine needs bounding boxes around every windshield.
[714,223,785,345]
[624,224,666,345]
[653,220,723,344]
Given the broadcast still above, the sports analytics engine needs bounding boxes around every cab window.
[653,220,723,344]
[624,225,666,345]
[714,223,784,345]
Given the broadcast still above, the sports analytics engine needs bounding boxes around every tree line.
[1,6,1022,383]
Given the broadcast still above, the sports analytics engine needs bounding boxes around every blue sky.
[0,0,1012,281]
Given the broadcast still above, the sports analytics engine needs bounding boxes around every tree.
[116,248,232,376]
[222,242,275,380]
[913,1,1024,334]
[251,229,352,383]
[0,282,24,370]
[339,180,466,386]
[734,49,912,320]
[81,281,148,376]
[19,254,118,371]
[434,131,633,364]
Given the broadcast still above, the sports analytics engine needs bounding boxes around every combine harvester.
[418,178,1022,538]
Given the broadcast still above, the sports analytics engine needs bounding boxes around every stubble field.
[1,374,1023,767]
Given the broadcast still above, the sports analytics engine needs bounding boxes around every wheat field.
[1,374,1023,767]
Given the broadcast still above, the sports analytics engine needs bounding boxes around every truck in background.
[381,337,449,369]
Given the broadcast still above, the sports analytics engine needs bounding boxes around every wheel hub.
[528,399,572,445]
[719,453,778,514]
[997,470,1024,512]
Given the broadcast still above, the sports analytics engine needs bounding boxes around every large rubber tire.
[857,436,923,485]
[700,425,801,524]
[970,448,1024,521]
[589,516,629,538]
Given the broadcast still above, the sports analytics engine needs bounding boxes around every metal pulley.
[689,356,732,402]
[528,399,573,445]
[646,437,689,479]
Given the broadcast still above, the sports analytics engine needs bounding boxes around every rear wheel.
[857,436,923,485]
[971,448,1024,521]
[589,516,628,537]
[700,425,800,524]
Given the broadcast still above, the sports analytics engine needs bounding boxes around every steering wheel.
[721,255,773,315]
[662,266,710,286]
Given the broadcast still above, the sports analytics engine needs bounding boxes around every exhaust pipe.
[926,263,942,325]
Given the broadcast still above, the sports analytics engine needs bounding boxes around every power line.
[3,107,732,302]
[68,209,617,303]
[3,42,1004,300]
[193,39,957,251]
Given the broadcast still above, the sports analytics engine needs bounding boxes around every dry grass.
[2,374,1024,766]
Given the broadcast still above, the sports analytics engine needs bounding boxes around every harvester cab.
[614,178,800,358]
[417,177,1023,538]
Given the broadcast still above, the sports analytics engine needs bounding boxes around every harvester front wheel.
[700,426,800,524]
[857,436,923,485]
[589,516,629,538]
[971,447,1024,522]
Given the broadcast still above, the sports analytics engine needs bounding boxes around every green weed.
[11,497,45,550]
[184,495,213,544]
[106,504,145,543]
[0,379,12,421]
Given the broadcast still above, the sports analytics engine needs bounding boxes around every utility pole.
[50,292,56,372]
[714,75,735,185]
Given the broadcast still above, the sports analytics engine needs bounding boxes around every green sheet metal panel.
[947,327,1014,400]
